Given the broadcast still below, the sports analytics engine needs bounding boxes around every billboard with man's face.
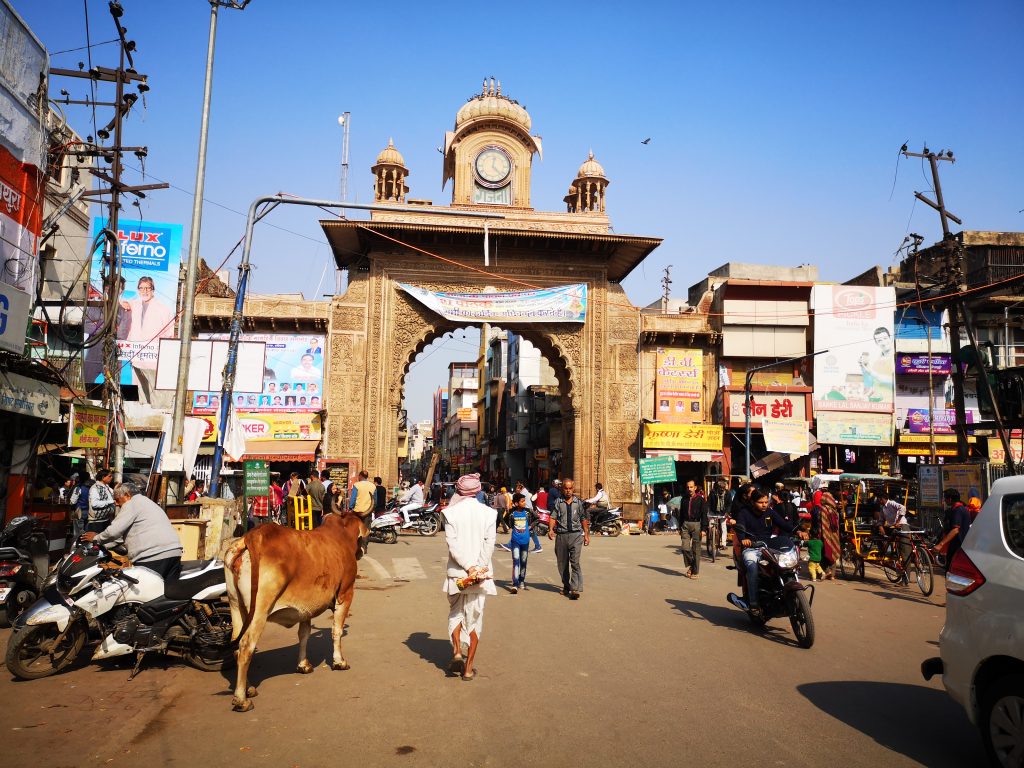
[191,333,325,415]
[811,285,896,414]
[85,218,182,404]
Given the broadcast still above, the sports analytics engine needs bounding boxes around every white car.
[922,476,1024,767]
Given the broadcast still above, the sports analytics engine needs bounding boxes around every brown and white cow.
[223,512,366,712]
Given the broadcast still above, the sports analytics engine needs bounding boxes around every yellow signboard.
[198,412,322,443]
[988,437,1024,465]
[643,423,723,451]
[68,404,109,449]
[655,348,703,424]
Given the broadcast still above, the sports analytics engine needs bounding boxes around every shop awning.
[243,439,321,460]
[645,450,724,462]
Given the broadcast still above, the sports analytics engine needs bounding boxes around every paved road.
[1,532,983,767]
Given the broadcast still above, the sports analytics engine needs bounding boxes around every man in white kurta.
[442,473,496,681]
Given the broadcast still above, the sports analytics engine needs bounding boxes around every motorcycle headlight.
[776,549,800,569]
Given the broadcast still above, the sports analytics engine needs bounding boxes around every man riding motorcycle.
[732,489,806,619]
[82,481,184,580]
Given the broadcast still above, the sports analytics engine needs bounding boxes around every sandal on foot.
[448,656,465,677]
[461,668,477,681]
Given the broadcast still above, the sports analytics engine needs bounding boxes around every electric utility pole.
[901,145,1016,472]
[50,1,167,482]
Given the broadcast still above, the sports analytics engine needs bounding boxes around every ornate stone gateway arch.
[320,81,661,505]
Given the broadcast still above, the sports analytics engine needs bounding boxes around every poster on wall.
[762,418,810,456]
[85,218,183,404]
[192,333,325,419]
[811,285,896,413]
[655,348,703,423]
[816,411,894,447]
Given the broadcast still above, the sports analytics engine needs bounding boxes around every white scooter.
[6,538,233,680]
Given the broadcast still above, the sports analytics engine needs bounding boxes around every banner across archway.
[397,282,587,324]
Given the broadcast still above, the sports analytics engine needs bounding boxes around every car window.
[1003,494,1024,559]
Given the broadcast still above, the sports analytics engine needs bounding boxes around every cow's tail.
[225,535,260,643]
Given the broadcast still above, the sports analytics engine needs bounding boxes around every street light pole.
[744,349,829,479]
[168,0,249,498]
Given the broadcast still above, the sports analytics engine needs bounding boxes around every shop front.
[717,388,812,479]
[641,422,725,506]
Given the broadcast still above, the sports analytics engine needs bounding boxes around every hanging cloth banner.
[397,283,587,324]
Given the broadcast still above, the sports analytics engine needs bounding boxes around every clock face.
[475,148,511,185]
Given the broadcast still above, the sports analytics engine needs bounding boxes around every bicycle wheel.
[706,525,716,562]
[912,545,934,597]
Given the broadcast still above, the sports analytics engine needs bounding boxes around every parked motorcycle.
[6,538,233,680]
[368,509,401,544]
[726,535,815,649]
[589,506,624,537]
[389,499,441,537]
[530,508,552,537]
[0,515,49,628]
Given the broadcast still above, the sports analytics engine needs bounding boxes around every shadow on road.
[853,587,943,608]
[217,627,335,690]
[638,563,687,577]
[665,598,797,647]
[404,631,451,673]
[797,681,982,766]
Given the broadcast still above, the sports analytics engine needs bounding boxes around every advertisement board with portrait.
[812,285,896,413]
[85,218,183,405]
[655,348,703,423]
[191,333,325,416]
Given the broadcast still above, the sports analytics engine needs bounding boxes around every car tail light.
[946,550,986,596]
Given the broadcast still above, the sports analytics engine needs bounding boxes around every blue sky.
[18,1,1024,422]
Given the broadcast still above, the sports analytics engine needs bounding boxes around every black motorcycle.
[0,516,49,627]
[588,506,623,537]
[726,535,815,648]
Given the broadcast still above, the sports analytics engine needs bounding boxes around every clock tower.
[442,78,543,209]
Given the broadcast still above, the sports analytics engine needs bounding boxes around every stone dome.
[455,78,532,131]
[577,150,606,179]
[375,138,405,167]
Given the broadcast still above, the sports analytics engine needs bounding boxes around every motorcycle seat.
[179,559,216,576]
[164,563,223,600]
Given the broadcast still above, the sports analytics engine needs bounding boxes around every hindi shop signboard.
[68,404,109,449]
[0,371,60,420]
[811,285,896,414]
[816,411,894,447]
[655,348,703,424]
[639,455,677,485]
[896,353,952,376]
[905,408,971,434]
[398,283,587,324]
[244,460,270,498]
[643,423,723,452]
[724,391,808,429]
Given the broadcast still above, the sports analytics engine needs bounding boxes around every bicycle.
[705,515,725,562]
[877,528,934,597]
